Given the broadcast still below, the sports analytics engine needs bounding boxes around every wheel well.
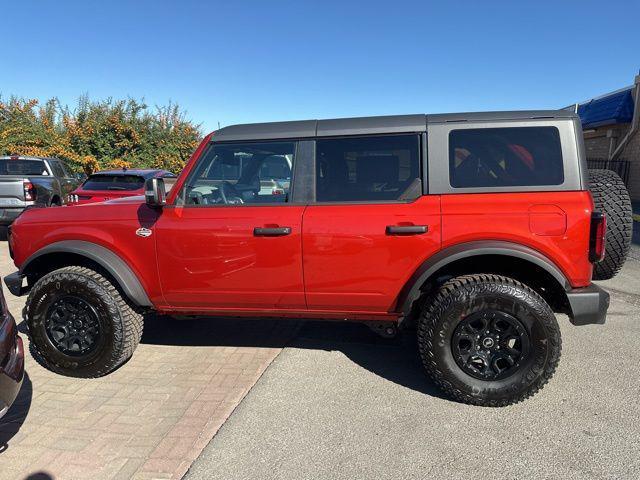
[405,254,570,321]
[23,252,130,304]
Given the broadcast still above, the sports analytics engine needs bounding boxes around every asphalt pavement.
[185,246,640,480]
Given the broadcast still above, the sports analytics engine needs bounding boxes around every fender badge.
[136,227,152,238]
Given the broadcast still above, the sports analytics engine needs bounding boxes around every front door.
[156,140,306,311]
[302,134,441,313]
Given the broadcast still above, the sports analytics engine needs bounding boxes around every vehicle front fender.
[18,240,152,307]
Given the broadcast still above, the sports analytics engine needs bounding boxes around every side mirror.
[145,178,166,207]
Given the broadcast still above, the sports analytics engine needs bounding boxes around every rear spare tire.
[588,169,633,280]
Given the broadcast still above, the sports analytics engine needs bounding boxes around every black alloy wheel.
[45,295,101,356]
[452,310,530,381]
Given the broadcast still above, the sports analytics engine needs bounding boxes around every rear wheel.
[588,169,633,280]
[417,274,561,406]
[24,266,143,378]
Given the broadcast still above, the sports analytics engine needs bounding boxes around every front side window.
[315,134,421,202]
[179,141,295,205]
[449,127,564,188]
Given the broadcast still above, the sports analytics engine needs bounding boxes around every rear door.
[302,134,441,313]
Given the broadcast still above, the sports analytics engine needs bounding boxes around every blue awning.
[578,87,634,129]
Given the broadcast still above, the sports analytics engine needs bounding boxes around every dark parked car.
[0,278,24,419]
[0,155,79,226]
[67,169,176,205]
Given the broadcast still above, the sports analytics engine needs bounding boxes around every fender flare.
[397,240,571,316]
[20,240,152,307]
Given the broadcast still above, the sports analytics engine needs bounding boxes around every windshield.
[0,159,49,176]
[82,174,145,191]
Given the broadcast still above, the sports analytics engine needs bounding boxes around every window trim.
[174,139,301,208]
[309,132,424,205]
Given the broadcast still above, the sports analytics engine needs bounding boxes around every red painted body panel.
[440,191,594,287]
[155,205,306,309]
[302,196,442,312]
[10,202,165,305]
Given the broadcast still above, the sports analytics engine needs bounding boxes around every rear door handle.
[386,225,428,235]
[253,226,292,237]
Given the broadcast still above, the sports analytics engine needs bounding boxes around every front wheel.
[24,266,144,378]
[417,274,561,406]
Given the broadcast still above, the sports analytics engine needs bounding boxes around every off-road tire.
[588,169,633,280]
[417,274,561,407]
[24,266,143,378]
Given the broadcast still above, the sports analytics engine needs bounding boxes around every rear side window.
[449,127,563,188]
[0,159,48,176]
[315,134,421,202]
[82,175,145,191]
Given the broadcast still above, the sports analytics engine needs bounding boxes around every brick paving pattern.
[0,241,296,480]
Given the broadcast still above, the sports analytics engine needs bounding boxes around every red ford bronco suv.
[4,111,633,406]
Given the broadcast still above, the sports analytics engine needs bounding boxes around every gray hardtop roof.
[426,110,578,124]
[212,110,577,142]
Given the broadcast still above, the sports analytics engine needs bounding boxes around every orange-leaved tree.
[0,95,202,175]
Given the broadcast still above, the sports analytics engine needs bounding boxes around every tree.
[0,95,202,174]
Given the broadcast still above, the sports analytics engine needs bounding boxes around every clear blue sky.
[2,0,638,133]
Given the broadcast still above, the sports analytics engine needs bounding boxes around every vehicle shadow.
[0,371,33,454]
[23,473,54,480]
[141,315,447,400]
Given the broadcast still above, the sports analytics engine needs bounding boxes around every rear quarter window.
[449,126,564,188]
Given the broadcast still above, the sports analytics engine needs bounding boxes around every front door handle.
[254,226,292,237]
[386,225,428,235]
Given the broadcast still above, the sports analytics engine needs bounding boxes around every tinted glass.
[315,134,421,202]
[82,175,145,191]
[449,127,563,188]
[59,162,71,177]
[180,142,295,205]
[50,161,66,178]
[0,159,48,176]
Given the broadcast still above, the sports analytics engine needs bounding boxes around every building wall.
[583,124,629,159]
[582,124,640,201]
[623,131,640,201]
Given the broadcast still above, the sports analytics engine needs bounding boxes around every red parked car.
[5,111,633,406]
[67,169,176,205]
